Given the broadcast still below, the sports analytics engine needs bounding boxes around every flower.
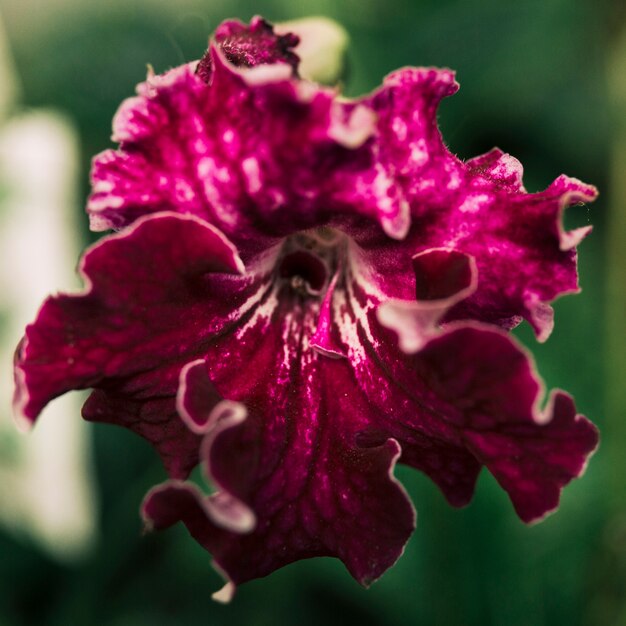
[14,17,599,601]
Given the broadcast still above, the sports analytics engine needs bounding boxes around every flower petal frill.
[88,28,596,339]
[87,45,384,261]
[14,212,598,596]
[142,360,415,601]
[14,16,600,598]
[356,68,598,339]
[14,214,247,477]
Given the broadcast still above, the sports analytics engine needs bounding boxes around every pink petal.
[142,359,415,598]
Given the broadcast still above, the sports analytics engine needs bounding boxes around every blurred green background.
[0,0,624,624]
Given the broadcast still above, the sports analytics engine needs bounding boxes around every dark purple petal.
[377,248,477,352]
[196,16,300,82]
[412,248,476,301]
[462,390,597,523]
[15,15,600,596]
[310,273,347,358]
[88,27,596,339]
[344,291,599,521]
[143,359,415,599]
[357,70,597,338]
[15,199,598,590]
[14,212,250,477]
[413,326,598,522]
[87,38,383,259]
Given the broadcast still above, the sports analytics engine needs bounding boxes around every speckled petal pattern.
[14,15,599,598]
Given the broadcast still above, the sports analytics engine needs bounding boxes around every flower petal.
[87,32,382,257]
[328,254,598,520]
[89,26,596,340]
[412,326,598,522]
[14,212,253,477]
[196,16,300,83]
[347,300,599,521]
[14,15,599,593]
[377,248,477,352]
[143,358,415,597]
[358,69,597,338]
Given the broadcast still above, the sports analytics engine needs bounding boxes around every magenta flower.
[14,17,598,600]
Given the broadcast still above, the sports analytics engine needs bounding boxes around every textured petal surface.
[196,16,300,82]
[87,16,597,340]
[89,34,596,336]
[14,212,251,477]
[396,326,598,522]
[330,260,599,518]
[357,69,598,337]
[88,48,382,260]
[143,360,415,597]
[142,314,597,597]
[15,15,600,597]
[15,210,598,592]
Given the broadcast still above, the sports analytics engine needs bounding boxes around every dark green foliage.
[0,1,616,624]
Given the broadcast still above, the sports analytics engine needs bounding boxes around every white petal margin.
[211,44,293,86]
[143,361,258,604]
[141,480,240,604]
[377,249,478,353]
[554,176,597,252]
[176,359,256,534]
[0,108,97,559]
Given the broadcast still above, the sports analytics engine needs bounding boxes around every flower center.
[279,250,327,294]
[277,228,345,296]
